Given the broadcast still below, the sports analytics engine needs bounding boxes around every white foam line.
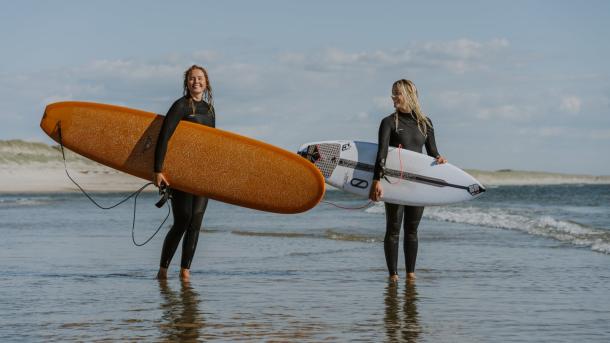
[368,204,610,254]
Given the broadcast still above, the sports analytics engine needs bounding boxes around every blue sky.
[1,0,609,174]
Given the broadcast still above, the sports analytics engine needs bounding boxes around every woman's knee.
[385,226,401,242]
[173,209,192,227]
[403,220,420,242]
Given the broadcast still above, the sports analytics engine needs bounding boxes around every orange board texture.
[41,101,325,213]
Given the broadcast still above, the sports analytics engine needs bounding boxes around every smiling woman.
[154,65,216,282]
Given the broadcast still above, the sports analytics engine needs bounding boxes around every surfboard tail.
[297,142,341,179]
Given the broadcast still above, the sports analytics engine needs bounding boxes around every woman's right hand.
[369,180,383,202]
[154,172,170,188]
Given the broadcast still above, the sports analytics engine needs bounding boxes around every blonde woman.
[154,65,215,281]
[369,79,447,282]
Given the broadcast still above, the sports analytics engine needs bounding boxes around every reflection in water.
[158,280,204,342]
[384,281,420,343]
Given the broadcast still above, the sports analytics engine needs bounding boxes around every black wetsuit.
[154,96,215,269]
[373,111,440,276]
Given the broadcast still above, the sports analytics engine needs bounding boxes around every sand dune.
[0,140,149,193]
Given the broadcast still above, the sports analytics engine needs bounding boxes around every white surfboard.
[298,140,485,206]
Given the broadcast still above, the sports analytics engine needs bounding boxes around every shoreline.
[0,164,609,194]
[1,140,609,193]
[465,169,610,186]
[0,164,152,194]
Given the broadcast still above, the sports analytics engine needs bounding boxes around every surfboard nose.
[40,104,61,142]
[40,102,77,144]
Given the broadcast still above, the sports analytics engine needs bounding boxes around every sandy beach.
[0,140,151,193]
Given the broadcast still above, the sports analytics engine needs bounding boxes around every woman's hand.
[154,172,170,188]
[369,180,384,202]
[435,155,447,164]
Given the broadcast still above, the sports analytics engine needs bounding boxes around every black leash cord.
[321,200,374,210]
[57,123,170,246]
[131,185,171,247]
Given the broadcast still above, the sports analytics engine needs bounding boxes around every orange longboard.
[40,101,325,213]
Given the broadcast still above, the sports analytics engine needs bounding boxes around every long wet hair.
[183,64,214,114]
[393,79,430,136]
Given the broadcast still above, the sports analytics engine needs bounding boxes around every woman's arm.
[373,117,391,181]
[153,100,183,185]
[370,118,391,201]
[425,118,447,164]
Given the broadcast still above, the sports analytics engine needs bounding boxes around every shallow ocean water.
[1,186,609,342]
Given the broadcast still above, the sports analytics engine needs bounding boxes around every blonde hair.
[183,65,214,114]
[393,79,430,136]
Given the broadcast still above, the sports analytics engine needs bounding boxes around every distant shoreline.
[464,169,610,186]
[1,139,609,194]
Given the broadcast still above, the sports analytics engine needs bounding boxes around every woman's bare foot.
[156,267,168,280]
[406,272,417,280]
[180,268,190,282]
[389,274,399,282]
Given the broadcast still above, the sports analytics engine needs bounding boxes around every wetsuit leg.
[159,189,193,269]
[403,206,424,274]
[180,195,208,269]
[384,202,404,276]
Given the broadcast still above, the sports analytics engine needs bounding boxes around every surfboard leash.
[321,199,374,210]
[56,122,171,247]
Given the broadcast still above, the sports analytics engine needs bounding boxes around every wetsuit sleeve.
[154,101,183,173]
[424,118,440,158]
[210,104,216,128]
[373,118,391,180]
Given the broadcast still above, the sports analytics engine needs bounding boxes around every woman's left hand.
[435,156,447,164]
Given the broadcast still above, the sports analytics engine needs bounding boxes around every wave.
[0,196,55,207]
[425,206,610,254]
[231,229,379,243]
[366,202,610,254]
[231,231,316,239]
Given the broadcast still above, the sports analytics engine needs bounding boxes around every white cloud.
[476,104,535,122]
[191,50,223,63]
[278,38,511,74]
[228,124,273,139]
[591,129,610,140]
[520,126,566,137]
[436,90,539,123]
[355,112,369,120]
[437,91,482,110]
[372,96,393,112]
[2,40,609,175]
[84,59,183,81]
[559,96,582,114]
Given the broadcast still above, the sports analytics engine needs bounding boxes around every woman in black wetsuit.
[154,65,215,281]
[369,79,447,283]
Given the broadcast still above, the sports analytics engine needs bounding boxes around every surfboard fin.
[297,145,320,163]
